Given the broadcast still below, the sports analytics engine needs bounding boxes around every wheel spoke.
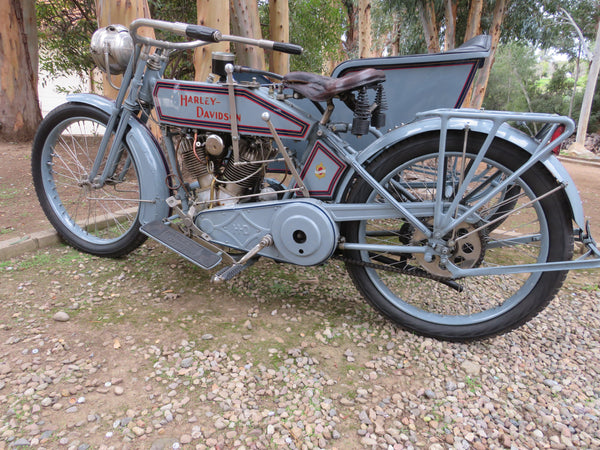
[33,106,144,255]
[343,133,571,340]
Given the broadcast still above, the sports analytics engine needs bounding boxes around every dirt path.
[561,159,600,231]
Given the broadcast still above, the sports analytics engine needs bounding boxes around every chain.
[334,254,463,292]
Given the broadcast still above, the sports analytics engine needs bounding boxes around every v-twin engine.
[177,132,279,208]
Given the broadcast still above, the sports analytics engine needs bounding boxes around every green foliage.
[483,41,600,132]
[260,0,346,73]
[36,0,97,77]
[35,0,600,131]
[148,0,196,23]
[376,1,427,55]
[148,0,197,80]
[503,0,599,57]
[290,0,345,72]
[484,43,540,113]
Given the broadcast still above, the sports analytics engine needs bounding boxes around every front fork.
[88,45,152,188]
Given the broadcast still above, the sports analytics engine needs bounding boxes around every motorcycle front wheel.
[32,103,146,257]
[342,132,573,341]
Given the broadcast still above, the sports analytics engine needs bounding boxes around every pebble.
[52,311,70,322]
[1,249,600,449]
[180,357,193,368]
[460,360,481,375]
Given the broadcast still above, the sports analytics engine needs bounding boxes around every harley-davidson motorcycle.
[32,19,600,340]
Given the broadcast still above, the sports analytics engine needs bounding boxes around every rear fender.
[335,116,585,227]
[67,94,171,225]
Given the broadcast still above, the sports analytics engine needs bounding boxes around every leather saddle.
[282,68,385,102]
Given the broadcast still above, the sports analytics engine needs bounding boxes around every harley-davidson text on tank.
[153,80,312,139]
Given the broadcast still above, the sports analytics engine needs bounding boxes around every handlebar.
[129,18,303,55]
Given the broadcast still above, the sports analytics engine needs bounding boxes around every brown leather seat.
[283,68,385,102]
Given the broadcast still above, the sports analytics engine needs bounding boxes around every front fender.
[335,115,585,227]
[67,94,170,225]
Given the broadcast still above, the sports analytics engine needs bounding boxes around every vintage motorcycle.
[32,19,600,341]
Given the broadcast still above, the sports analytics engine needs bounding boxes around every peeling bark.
[230,0,265,70]
[269,0,290,75]
[194,0,230,81]
[444,0,457,51]
[95,0,155,98]
[0,0,41,141]
[464,0,483,42]
[358,0,373,58]
[465,0,508,109]
[576,19,600,146]
[417,0,440,53]
[341,0,358,57]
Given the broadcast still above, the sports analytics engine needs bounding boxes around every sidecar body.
[331,35,491,138]
[282,35,491,161]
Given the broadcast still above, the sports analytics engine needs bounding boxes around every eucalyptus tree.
[0,0,41,141]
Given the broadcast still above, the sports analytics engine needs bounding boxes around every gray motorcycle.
[32,19,600,340]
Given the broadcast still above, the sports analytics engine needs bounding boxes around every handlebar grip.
[272,42,303,55]
[185,25,222,42]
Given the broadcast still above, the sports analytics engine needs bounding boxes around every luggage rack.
[414,108,600,275]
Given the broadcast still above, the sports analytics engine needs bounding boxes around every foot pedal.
[140,221,222,270]
[211,264,246,283]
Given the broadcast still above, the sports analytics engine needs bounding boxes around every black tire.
[32,103,146,257]
[342,132,573,341]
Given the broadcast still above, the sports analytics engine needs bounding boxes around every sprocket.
[411,221,486,278]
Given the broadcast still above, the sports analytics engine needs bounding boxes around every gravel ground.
[0,241,599,449]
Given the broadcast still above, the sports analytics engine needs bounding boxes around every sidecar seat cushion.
[283,68,385,102]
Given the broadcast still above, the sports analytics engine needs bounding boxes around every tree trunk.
[464,0,483,42]
[417,0,440,53]
[444,0,457,51]
[464,0,508,109]
[390,13,401,56]
[341,0,358,57]
[23,0,38,88]
[230,0,265,70]
[358,0,373,58]
[269,0,290,75]
[575,19,600,147]
[569,44,581,118]
[0,0,41,141]
[96,0,154,98]
[194,0,230,81]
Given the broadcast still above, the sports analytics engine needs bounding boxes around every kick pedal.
[212,234,273,283]
[140,221,222,270]
[212,263,248,282]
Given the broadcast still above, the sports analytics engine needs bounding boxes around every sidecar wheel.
[342,132,573,341]
[32,103,146,257]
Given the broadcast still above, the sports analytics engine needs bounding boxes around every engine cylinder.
[179,137,211,188]
[222,139,275,192]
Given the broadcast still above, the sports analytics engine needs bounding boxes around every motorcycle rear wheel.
[32,103,146,257]
[342,132,573,341]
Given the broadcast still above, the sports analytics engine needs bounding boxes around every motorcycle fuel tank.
[153,80,314,140]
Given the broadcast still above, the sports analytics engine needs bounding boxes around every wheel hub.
[411,221,485,278]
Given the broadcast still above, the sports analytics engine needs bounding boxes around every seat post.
[320,99,335,125]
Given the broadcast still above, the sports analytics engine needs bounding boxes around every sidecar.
[330,35,491,142]
[281,35,491,162]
